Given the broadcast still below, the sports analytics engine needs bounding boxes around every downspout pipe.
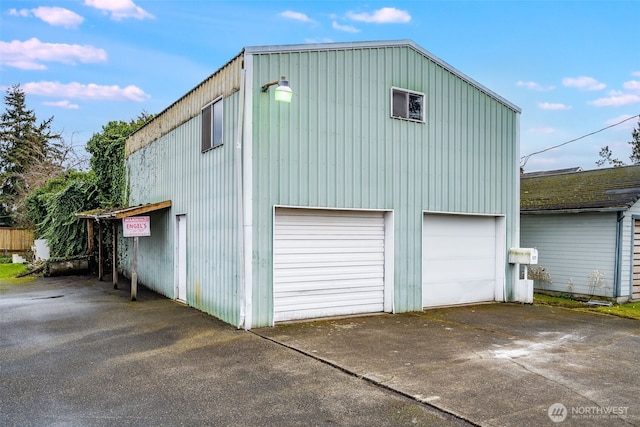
[511,113,521,302]
[614,211,624,299]
[235,66,246,329]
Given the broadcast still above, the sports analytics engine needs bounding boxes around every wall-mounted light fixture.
[261,75,293,103]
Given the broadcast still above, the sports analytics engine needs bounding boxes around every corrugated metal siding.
[117,209,171,293]
[126,54,244,157]
[249,45,518,326]
[520,213,617,297]
[123,92,240,326]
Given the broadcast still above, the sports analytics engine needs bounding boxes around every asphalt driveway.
[1,275,638,426]
[0,276,469,427]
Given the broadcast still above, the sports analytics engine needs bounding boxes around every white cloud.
[623,80,640,91]
[34,7,84,28]
[22,81,150,102]
[588,94,640,107]
[84,0,154,21]
[332,21,359,33]
[632,71,640,77]
[43,100,80,110]
[517,81,555,91]
[8,7,84,29]
[517,81,541,90]
[528,127,556,134]
[0,38,107,70]
[280,10,313,23]
[538,102,572,110]
[9,8,31,17]
[346,7,411,23]
[562,76,606,91]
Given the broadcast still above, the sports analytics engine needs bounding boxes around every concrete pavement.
[1,275,638,426]
[0,276,469,427]
[257,304,640,426]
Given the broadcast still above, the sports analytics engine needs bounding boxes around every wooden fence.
[0,228,34,254]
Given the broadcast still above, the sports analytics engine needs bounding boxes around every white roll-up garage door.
[274,208,386,322]
[423,214,500,307]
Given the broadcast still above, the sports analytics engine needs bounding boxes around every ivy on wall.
[86,114,151,208]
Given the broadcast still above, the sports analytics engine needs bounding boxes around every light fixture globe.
[274,76,293,103]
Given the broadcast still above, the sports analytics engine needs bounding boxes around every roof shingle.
[521,165,640,212]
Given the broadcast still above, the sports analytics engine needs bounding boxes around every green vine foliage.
[86,115,151,207]
[22,114,150,259]
[42,180,98,258]
[25,171,99,258]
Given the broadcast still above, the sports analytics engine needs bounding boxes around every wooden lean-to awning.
[76,201,172,294]
[76,200,172,220]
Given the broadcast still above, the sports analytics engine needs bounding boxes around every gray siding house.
[521,165,640,301]
[120,40,522,329]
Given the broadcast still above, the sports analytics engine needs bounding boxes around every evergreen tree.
[0,84,63,225]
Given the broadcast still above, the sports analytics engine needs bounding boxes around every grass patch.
[592,302,640,320]
[0,263,34,284]
[534,293,640,320]
[0,263,28,279]
[534,294,586,308]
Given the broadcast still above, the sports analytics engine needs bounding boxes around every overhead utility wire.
[520,113,640,168]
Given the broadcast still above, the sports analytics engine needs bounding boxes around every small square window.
[391,88,425,123]
[201,97,223,152]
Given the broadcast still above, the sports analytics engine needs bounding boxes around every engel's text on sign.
[123,216,151,237]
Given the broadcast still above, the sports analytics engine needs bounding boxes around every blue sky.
[1,0,639,172]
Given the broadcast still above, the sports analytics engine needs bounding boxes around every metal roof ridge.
[244,39,414,53]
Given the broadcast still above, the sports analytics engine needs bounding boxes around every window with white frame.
[391,87,425,122]
[201,97,223,152]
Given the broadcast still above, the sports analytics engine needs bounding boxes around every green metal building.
[123,40,522,329]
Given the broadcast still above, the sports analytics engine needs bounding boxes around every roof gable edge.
[245,39,521,113]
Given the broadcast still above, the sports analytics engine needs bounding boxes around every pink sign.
[122,216,151,237]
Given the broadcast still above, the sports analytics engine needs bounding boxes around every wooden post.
[87,219,94,254]
[98,222,104,281]
[112,221,118,289]
[131,236,138,301]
